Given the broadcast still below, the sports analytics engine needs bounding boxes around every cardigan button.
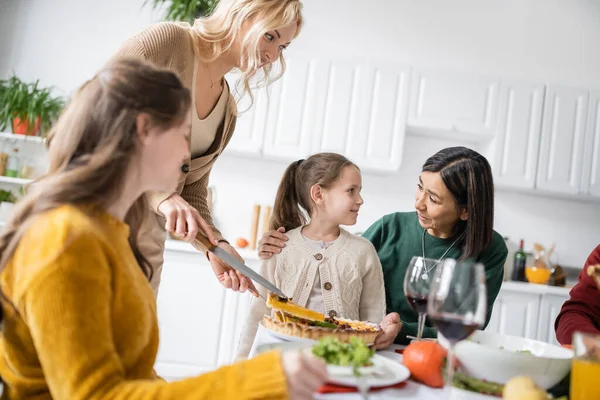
[181,164,190,173]
[328,310,338,318]
[314,253,323,261]
[324,282,332,291]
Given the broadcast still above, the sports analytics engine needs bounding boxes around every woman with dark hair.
[258,146,508,344]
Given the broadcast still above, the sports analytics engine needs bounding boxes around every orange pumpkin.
[236,237,249,248]
[402,341,447,388]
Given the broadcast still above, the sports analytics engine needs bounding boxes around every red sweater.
[555,245,600,345]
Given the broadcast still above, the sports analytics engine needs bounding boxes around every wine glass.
[427,258,487,391]
[403,256,438,341]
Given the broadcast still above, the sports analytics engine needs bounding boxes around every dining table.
[313,346,498,400]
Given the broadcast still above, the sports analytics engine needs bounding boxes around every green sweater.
[362,212,507,344]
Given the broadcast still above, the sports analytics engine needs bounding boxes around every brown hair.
[270,153,358,232]
[0,58,191,317]
[422,146,495,261]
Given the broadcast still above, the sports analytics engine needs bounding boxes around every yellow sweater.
[0,205,288,399]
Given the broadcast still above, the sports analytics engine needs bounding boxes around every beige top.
[110,22,239,252]
[236,227,387,360]
[191,57,229,158]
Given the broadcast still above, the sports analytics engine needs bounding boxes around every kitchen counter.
[500,281,572,296]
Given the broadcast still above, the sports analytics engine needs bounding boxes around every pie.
[587,264,600,289]
[262,293,381,344]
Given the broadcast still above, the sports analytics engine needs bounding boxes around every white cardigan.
[236,227,386,359]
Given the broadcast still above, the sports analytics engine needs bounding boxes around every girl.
[111,0,304,295]
[0,58,326,400]
[260,147,508,344]
[237,153,396,359]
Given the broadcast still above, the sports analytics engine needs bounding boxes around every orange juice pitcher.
[571,332,600,400]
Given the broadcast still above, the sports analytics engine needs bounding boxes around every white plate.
[259,321,375,345]
[325,354,410,388]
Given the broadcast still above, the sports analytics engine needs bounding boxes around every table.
[313,349,497,400]
[251,327,498,400]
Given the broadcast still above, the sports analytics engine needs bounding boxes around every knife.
[196,234,288,299]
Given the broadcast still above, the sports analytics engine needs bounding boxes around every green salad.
[312,337,374,376]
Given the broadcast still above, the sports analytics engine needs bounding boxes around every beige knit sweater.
[236,227,386,359]
[110,22,238,251]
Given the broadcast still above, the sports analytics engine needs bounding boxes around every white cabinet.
[537,294,570,346]
[311,61,410,172]
[408,68,500,141]
[261,57,320,161]
[536,86,589,194]
[225,74,268,156]
[581,90,600,197]
[486,282,570,344]
[486,289,540,339]
[154,243,261,381]
[492,81,545,189]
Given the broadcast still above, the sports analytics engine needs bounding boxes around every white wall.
[1,0,599,267]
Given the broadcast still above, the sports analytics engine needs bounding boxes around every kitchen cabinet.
[536,86,589,195]
[225,73,268,156]
[261,56,320,161]
[485,282,570,343]
[407,68,500,141]
[257,56,410,172]
[486,287,540,339]
[492,81,545,189]
[581,90,600,197]
[154,241,260,381]
[311,61,410,172]
[537,294,570,346]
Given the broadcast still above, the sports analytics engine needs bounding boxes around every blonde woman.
[0,58,327,399]
[111,0,303,295]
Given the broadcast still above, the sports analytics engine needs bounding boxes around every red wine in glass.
[429,314,479,345]
[428,258,487,390]
[406,294,428,314]
[403,257,438,341]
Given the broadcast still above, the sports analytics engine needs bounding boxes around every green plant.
[0,74,65,136]
[0,189,16,203]
[145,0,219,23]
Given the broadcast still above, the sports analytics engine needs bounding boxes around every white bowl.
[442,330,572,389]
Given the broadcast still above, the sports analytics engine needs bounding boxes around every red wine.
[406,294,428,314]
[431,315,478,344]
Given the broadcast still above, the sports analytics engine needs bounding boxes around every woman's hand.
[373,312,402,350]
[208,242,258,296]
[258,227,289,259]
[281,350,328,399]
[158,193,218,245]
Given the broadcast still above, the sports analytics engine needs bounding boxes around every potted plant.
[0,75,65,137]
[145,0,219,23]
[0,189,17,222]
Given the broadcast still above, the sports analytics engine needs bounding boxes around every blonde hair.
[191,0,303,107]
[0,58,191,289]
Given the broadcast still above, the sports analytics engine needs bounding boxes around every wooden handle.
[261,205,272,235]
[249,204,261,249]
[196,233,216,251]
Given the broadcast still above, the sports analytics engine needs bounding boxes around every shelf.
[0,132,45,144]
[0,176,33,185]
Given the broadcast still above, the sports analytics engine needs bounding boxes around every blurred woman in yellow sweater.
[0,58,326,399]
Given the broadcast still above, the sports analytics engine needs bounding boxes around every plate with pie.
[261,293,381,345]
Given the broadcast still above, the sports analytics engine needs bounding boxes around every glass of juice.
[571,332,600,400]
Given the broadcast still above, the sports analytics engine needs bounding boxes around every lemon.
[503,376,546,400]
